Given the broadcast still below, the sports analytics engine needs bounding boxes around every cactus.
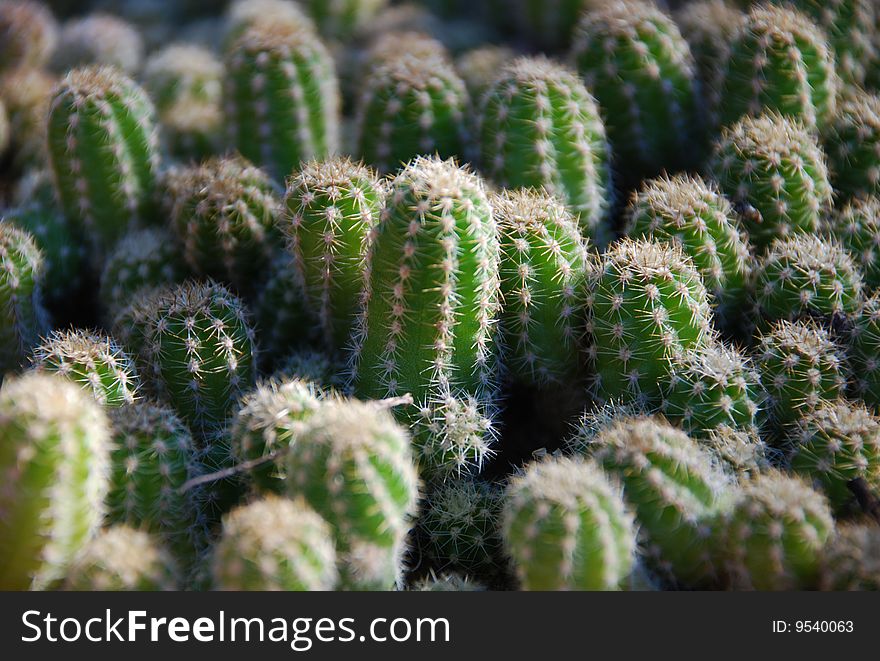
[254,254,317,365]
[584,238,713,407]
[824,196,880,291]
[51,13,145,74]
[0,223,48,375]
[304,0,387,38]
[62,526,180,591]
[411,572,486,591]
[110,287,165,380]
[712,4,838,130]
[273,349,345,390]
[224,0,312,44]
[821,90,880,201]
[492,189,591,385]
[703,424,770,481]
[849,293,880,408]
[0,1,58,72]
[455,46,514,101]
[225,20,340,181]
[47,65,161,254]
[0,98,8,159]
[99,228,187,319]
[570,0,702,184]
[212,495,338,591]
[283,157,384,354]
[355,52,470,173]
[502,455,636,591]
[709,112,832,253]
[818,524,880,590]
[0,372,110,590]
[508,0,592,50]
[712,471,833,590]
[350,156,500,406]
[790,399,880,512]
[286,399,419,590]
[754,320,846,433]
[163,156,282,295]
[478,57,613,243]
[0,68,55,170]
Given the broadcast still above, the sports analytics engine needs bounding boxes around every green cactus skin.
[753,235,863,328]
[225,21,340,181]
[454,46,514,101]
[254,254,317,365]
[350,156,500,406]
[824,197,880,291]
[62,526,180,591]
[818,525,880,591]
[712,5,838,130]
[625,174,752,322]
[502,455,636,591]
[355,53,470,174]
[790,400,880,512]
[709,112,833,253]
[570,0,702,185]
[411,572,486,591]
[230,378,323,494]
[0,372,110,590]
[0,1,58,72]
[587,416,730,588]
[0,223,48,375]
[286,399,419,590]
[661,343,761,439]
[492,189,591,385]
[584,238,713,408]
[47,65,161,254]
[754,320,846,433]
[99,228,188,320]
[712,471,833,590]
[822,90,880,201]
[419,478,504,577]
[164,156,282,295]
[479,57,613,244]
[212,495,338,591]
[273,349,345,390]
[283,157,384,354]
[31,329,140,408]
[305,0,387,38]
[0,68,55,170]
[849,293,880,409]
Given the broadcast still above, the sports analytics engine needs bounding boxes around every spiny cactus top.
[824,196,880,291]
[849,293,880,408]
[709,112,832,252]
[51,13,145,74]
[570,0,701,183]
[0,68,55,169]
[0,0,58,72]
[821,90,880,201]
[703,424,769,481]
[502,456,637,591]
[363,30,450,71]
[212,495,338,591]
[479,56,613,243]
[584,238,713,407]
[225,20,340,181]
[224,0,313,44]
[492,189,591,385]
[31,329,140,408]
[819,525,880,591]
[355,52,470,173]
[304,0,387,38]
[0,372,110,590]
[411,572,487,591]
[283,157,384,354]
[351,156,500,406]
[47,65,160,253]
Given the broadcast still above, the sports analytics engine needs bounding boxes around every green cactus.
[709,112,833,253]
[0,372,110,590]
[273,349,345,390]
[304,0,387,38]
[411,572,486,591]
[282,157,384,354]
[51,13,144,74]
[584,238,713,407]
[849,293,880,409]
[821,90,880,201]
[47,65,161,254]
[702,424,770,482]
[823,196,880,291]
[0,68,55,169]
[212,495,338,591]
[502,455,637,591]
[0,1,58,72]
[570,0,702,184]
[818,524,880,591]
[479,57,613,243]
[454,45,514,101]
[712,471,833,590]
[225,20,340,181]
[110,287,165,382]
[286,399,419,590]
[62,526,180,591]
[253,254,317,365]
[350,156,500,406]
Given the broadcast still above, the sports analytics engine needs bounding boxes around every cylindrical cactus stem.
[492,189,591,385]
[570,0,702,185]
[163,156,282,295]
[304,0,388,38]
[712,471,833,590]
[824,196,880,291]
[47,65,161,254]
[818,525,880,591]
[849,293,880,408]
[285,399,419,590]
[273,349,345,390]
[31,329,140,408]
[225,20,340,181]
[478,57,613,244]
[0,372,110,590]
[355,52,470,174]
[62,526,180,591]
[282,157,384,354]
[821,90,880,201]
[211,495,338,591]
[110,286,166,384]
[583,238,714,407]
[0,223,48,375]
[0,1,58,72]
[502,455,637,591]
[454,46,514,101]
[709,112,833,253]
[350,156,500,406]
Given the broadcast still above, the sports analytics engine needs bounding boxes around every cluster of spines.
[821,90,880,201]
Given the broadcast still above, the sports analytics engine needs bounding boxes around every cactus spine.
[824,196,880,291]
[822,90,880,201]
[849,293,880,408]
